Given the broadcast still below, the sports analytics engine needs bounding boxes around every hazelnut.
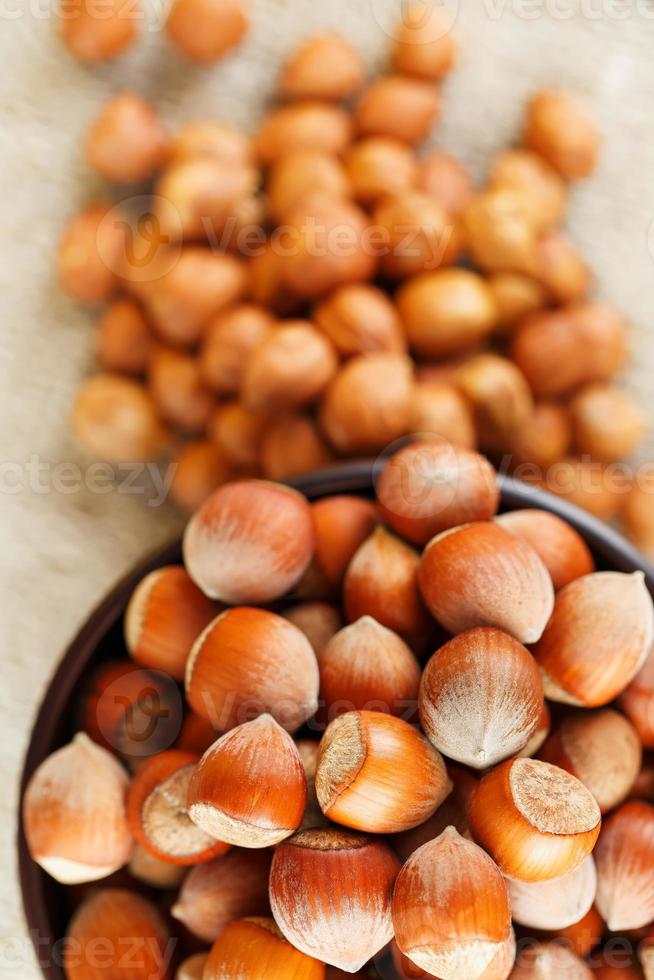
[269,828,400,973]
[249,242,300,314]
[523,89,600,180]
[96,299,153,376]
[419,521,554,644]
[188,714,307,847]
[376,441,499,546]
[409,381,478,449]
[170,120,252,165]
[396,268,498,358]
[185,606,319,733]
[539,709,642,814]
[550,905,605,959]
[149,347,215,432]
[534,571,654,707]
[316,710,450,834]
[280,196,377,299]
[533,230,592,303]
[464,187,541,274]
[509,402,573,470]
[510,941,593,979]
[310,494,379,591]
[419,627,545,769]
[242,321,338,413]
[207,403,266,472]
[570,383,645,461]
[279,33,364,102]
[544,457,625,522]
[165,0,249,63]
[128,845,186,890]
[418,151,474,216]
[204,918,324,979]
[284,602,343,659]
[320,353,414,454]
[313,283,406,358]
[172,849,272,943]
[318,616,421,720]
[393,764,477,860]
[454,352,534,453]
[137,248,248,348]
[23,733,133,884]
[260,414,334,481]
[469,757,601,882]
[169,440,230,513]
[85,93,168,184]
[354,75,442,146]
[486,271,547,334]
[391,4,456,80]
[345,137,418,207]
[510,302,628,398]
[267,150,350,223]
[489,148,567,231]
[183,480,315,604]
[594,800,654,930]
[59,0,137,62]
[58,202,126,304]
[200,304,275,396]
[392,828,512,979]
[374,191,462,279]
[126,749,229,864]
[155,156,257,241]
[254,101,353,166]
[64,889,170,979]
[496,509,595,591]
[72,374,169,462]
[623,475,654,559]
[125,565,220,680]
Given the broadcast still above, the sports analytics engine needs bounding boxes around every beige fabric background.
[2,0,654,973]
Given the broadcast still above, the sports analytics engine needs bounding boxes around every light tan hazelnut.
[170,121,252,166]
[260,414,334,480]
[60,0,138,62]
[279,33,364,102]
[165,0,249,64]
[533,231,591,303]
[523,89,600,180]
[463,188,540,274]
[489,148,567,231]
[242,320,339,413]
[73,374,169,462]
[169,440,230,512]
[454,353,535,454]
[320,353,414,453]
[313,283,406,358]
[86,93,168,184]
[267,150,350,223]
[280,196,377,299]
[354,75,442,146]
[391,4,456,80]
[511,402,573,470]
[374,191,462,279]
[58,202,126,304]
[417,151,474,215]
[96,299,153,375]
[410,381,477,449]
[487,272,547,334]
[148,347,216,432]
[254,101,353,167]
[200,305,275,395]
[155,156,257,241]
[345,138,418,208]
[396,268,498,358]
[571,384,645,461]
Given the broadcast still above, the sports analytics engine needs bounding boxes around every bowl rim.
[18,462,654,978]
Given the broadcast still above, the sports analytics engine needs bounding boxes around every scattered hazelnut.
[155,155,257,241]
[489,148,567,231]
[269,828,400,973]
[279,33,364,101]
[148,347,215,432]
[544,457,624,522]
[200,304,275,396]
[534,230,592,303]
[313,283,406,358]
[417,151,474,215]
[487,271,547,334]
[391,4,456,81]
[409,381,478,449]
[455,353,535,452]
[204,918,325,979]
[571,383,645,461]
[463,188,540,274]
[96,299,153,376]
[374,191,462,279]
[344,137,418,207]
[169,440,230,513]
[170,121,252,166]
[509,402,573,470]
[496,508,595,591]
[260,415,334,481]
[254,101,353,166]
[594,800,654,930]
[58,202,125,304]
[207,402,265,472]
[396,268,498,359]
[242,321,338,413]
[85,93,168,184]
[59,0,138,62]
[166,0,249,63]
[72,374,169,462]
[183,480,315,604]
[267,150,350,222]
[185,606,319,733]
[354,75,442,146]
[524,89,600,180]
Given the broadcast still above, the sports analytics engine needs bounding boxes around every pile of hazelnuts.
[22,445,654,978]
[59,7,653,557]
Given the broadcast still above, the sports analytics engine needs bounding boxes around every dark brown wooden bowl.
[18,462,654,978]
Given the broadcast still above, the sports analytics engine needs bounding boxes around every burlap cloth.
[2,0,654,973]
